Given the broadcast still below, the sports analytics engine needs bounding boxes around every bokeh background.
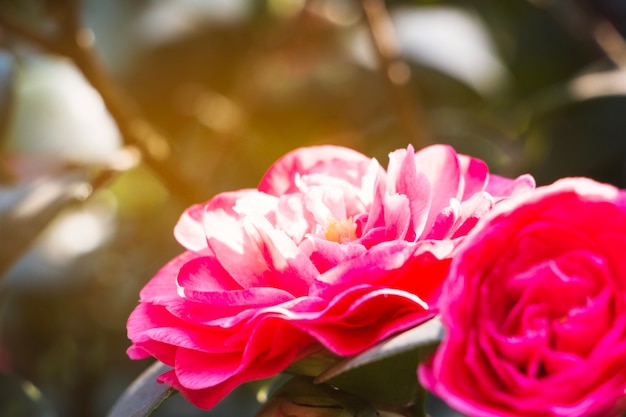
[1,0,626,416]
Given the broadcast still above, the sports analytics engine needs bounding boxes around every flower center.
[324,217,357,243]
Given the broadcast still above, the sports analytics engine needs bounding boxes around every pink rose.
[420,178,626,417]
[127,144,533,409]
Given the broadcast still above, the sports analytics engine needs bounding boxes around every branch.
[66,42,207,203]
[359,0,427,147]
[0,7,207,204]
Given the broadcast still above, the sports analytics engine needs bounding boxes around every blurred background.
[1,0,626,416]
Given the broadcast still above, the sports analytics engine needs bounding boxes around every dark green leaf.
[106,361,175,417]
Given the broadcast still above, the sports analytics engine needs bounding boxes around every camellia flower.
[420,177,626,417]
[127,144,534,409]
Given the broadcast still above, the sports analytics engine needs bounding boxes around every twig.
[359,0,427,147]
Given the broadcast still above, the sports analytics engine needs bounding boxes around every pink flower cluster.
[126,144,533,409]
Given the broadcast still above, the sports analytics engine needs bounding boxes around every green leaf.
[105,362,175,417]
[314,317,444,406]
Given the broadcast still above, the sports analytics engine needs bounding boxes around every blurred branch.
[0,2,207,204]
[359,0,427,147]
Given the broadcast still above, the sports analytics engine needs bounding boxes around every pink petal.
[203,193,268,289]
[458,154,488,200]
[157,369,244,410]
[259,145,373,195]
[298,237,367,274]
[413,145,462,237]
[176,255,242,293]
[303,186,348,226]
[424,199,461,240]
[486,173,535,198]
[361,169,387,236]
[202,191,251,257]
[452,191,495,239]
[241,214,318,296]
[382,193,412,240]
[139,250,202,304]
[176,257,296,306]
[311,239,450,303]
[291,286,434,355]
[312,240,417,296]
[174,203,208,251]
[127,302,182,345]
[275,194,314,243]
[386,145,431,240]
[164,298,255,326]
[158,337,316,410]
[175,348,244,388]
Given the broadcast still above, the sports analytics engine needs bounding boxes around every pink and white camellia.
[127,144,534,409]
[420,177,626,417]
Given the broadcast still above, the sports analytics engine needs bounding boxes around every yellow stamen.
[324,217,357,243]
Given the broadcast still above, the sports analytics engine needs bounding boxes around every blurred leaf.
[0,169,96,277]
[392,5,509,98]
[475,0,598,96]
[255,376,379,417]
[106,361,175,417]
[315,317,443,406]
[0,372,57,417]
[525,95,626,187]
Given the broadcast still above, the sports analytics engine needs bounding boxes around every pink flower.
[127,144,534,409]
[420,178,626,417]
